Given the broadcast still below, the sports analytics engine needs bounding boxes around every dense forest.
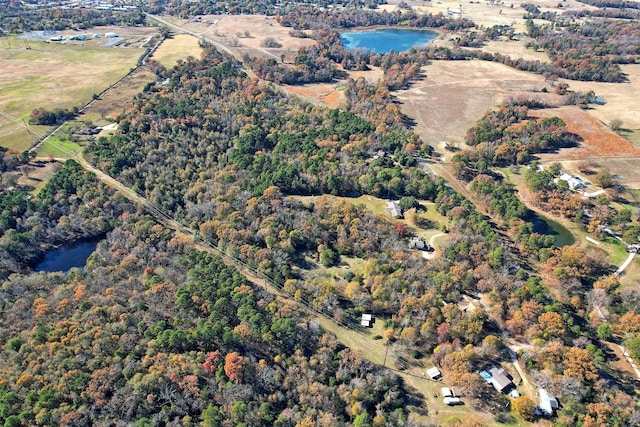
[0,213,408,425]
[81,45,640,424]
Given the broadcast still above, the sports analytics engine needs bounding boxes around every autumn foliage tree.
[224,352,245,383]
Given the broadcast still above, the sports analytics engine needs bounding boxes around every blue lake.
[35,236,103,273]
[340,29,437,54]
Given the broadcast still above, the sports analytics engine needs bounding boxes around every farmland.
[0,26,156,152]
[149,33,203,68]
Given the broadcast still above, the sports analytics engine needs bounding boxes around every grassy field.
[81,67,156,125]
[150,34,203,68]
[0,35,144,151]
[36,128,83,158]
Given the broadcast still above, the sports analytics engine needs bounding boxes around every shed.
[539,388,558,416]
[488,366,514,393]
[426,367,442,380]
[409,237,426,250]
[441,387,453,398]
[361,313,374,328]
[443,396,461,406]
[105,32,118,38]
[386,201,403,219]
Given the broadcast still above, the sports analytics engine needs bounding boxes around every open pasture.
[380,0,597,30]
[395,59,557,156]
[159,14,316,63]
[533,106,640,161]
[559,64,640,145]
[0,27,152,152]
[149,34,203,68]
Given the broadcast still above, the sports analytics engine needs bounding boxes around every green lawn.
[36,133,82,159]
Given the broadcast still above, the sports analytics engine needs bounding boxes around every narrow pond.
[35,235,104,273]
[529,212,575,247]
[340,29,437,54]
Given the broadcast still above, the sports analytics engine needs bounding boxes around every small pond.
[340,29,437,54]
[35,235,104,273]
[529,212,575,247]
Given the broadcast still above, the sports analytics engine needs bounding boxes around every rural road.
[615,252,635,276]
[593,305,640,380]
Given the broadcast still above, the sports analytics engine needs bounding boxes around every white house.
[386,201,403,219]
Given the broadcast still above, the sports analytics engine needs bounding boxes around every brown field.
[159,14,316,62]
[559,64,640,144]
[465,39,551,63]
[533,106,640,160]
[381,0,597,30]
[280,66,384,108]
[149,34,203,68]
[82,67,157,124]
[16,159,61,193]
[282,83,345,108]
[395,59,557,155]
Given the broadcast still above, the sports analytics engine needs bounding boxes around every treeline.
[524,18,640,82]
[277,8,475,31]
[453,100,578,181]
[0,215,408,425]
[29,107,77,126]
[148,0,387,17]
[0,7,145,34]
[575,0,640,9]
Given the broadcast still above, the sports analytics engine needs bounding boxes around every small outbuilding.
[443,396,461,406]
[360,313,374,328]
[441,387,454,398]
[539,388,558,416]
[386,201,403,219]
[409,237,426,250]
[487,366,515,393]
[105,32,118,38]
[426,367,442,380]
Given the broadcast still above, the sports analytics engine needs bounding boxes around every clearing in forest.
[158,14,316,63]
